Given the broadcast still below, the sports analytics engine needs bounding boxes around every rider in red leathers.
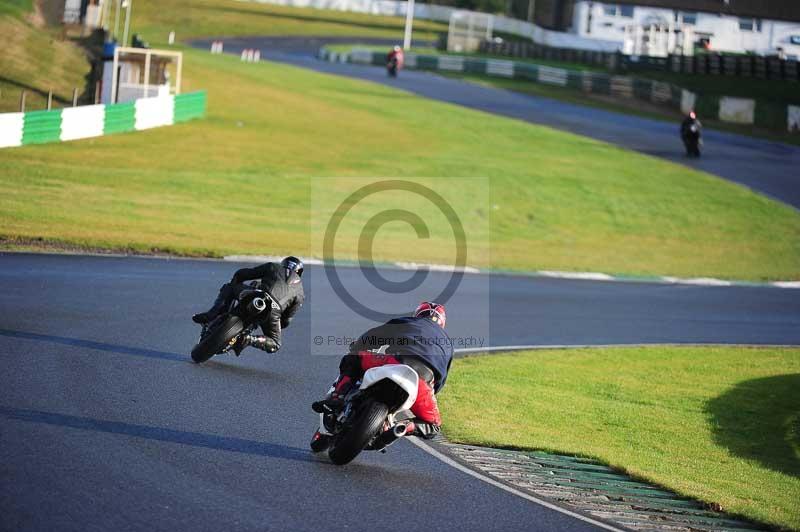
[311,302,453,450]
[387,45,404,77]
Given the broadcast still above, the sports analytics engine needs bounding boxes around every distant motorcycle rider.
[192,256,305,355]
[311,301,453,447]
[680,110,702,157]
[386,45,404,77]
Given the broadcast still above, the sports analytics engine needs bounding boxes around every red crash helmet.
[414,301,446,328]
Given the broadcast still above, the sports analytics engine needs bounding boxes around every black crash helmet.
[281,256,304,280]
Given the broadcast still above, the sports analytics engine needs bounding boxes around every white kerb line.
[405,344,626,531]
[406,438,624,532]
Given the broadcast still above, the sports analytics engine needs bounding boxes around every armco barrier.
[0,91,206,149]
[22,109,63,145]
[321,47,685,113]
[483,40,800,82]
[321,47,798,133]
[174,91,207,123]
[103,101,136,135]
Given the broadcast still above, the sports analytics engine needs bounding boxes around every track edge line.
[407,437,626,532]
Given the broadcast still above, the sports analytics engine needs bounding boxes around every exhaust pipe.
[372,422,411,450]
[393,423,410,438]
[248,297,267,314]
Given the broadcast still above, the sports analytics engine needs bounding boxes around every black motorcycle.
[191,286,271,363]
[681,122,702,157]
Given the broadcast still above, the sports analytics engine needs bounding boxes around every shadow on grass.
[705,374,800,478]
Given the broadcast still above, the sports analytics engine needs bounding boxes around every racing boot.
[231,334,277,356]
[192,302,225,324]
[192,285,234,324]
[311,375,353,414]
[310,378,351,452]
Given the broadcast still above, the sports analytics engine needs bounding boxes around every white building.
[571,1,800,58]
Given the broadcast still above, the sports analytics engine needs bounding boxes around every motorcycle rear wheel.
[191,315,245,363]
[328,400,389,466]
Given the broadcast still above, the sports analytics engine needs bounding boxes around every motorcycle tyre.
[191,315,245,363]
[328,400,389,466]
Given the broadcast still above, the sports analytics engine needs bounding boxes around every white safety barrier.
[719,97,756,124]
[60,105,105,141]
[486,59,514,77]
[788,105,800,132]
[134,95,176,130]
[438,55,464,71]
[537,66,567,86]
[0,92,206,149]
[0,113,24,148]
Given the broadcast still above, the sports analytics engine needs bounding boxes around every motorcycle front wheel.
[191,315,245,363]
[328,400,389,466]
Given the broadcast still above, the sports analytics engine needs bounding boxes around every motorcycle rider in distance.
[680,110,702,157]
[192,256,305,355]
[311,301,453,449]
[387,45,404,77]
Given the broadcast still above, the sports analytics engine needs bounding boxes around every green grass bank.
[439,346,800,529]
[2,1,800,279]
[0,10,93,113]
[2,46,799,280]
[134,0,446,45]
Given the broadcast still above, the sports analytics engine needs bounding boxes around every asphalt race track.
[190,36,800,210]
[2,253,799,531]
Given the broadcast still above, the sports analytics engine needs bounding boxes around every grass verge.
[133,0,446,46]
[438,346,800,529]
[1,47,799,280]
[0,13,92,113]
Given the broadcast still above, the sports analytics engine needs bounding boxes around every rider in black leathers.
[680,111,702,157]
[192,256,305,354]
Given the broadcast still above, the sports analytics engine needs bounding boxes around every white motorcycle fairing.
[360,364,419,413]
